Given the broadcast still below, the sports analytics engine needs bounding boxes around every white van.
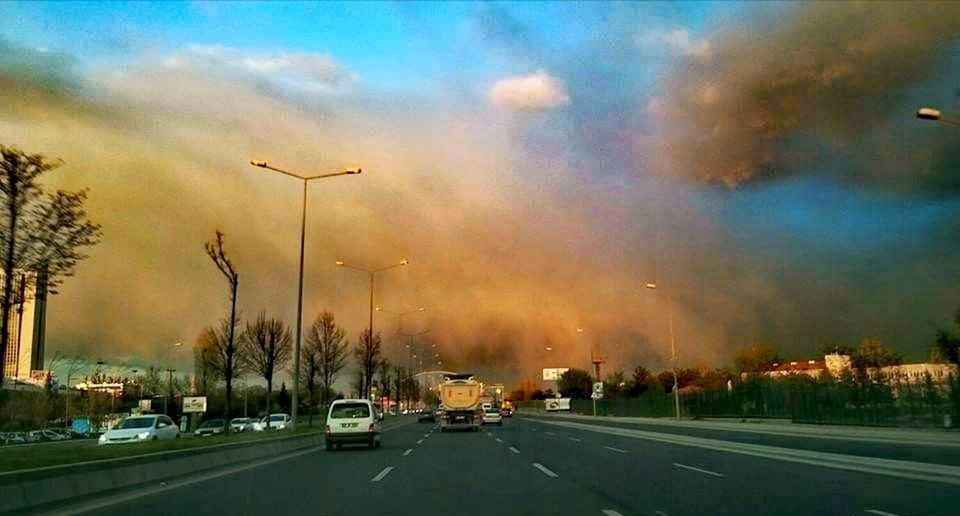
[325,399,382,451]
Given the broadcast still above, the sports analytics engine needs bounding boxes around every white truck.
[544,397,571,412]
[439,374,482,432]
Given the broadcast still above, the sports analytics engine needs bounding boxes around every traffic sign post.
[591,382,603,416]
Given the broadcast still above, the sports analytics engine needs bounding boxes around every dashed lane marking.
[532,462,559,478]
[673,462,724,478]
[371,466,394,482]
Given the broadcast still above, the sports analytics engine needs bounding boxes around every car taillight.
[324,425,331,436]
[368,423,375,433]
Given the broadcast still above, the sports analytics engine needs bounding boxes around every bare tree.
[0,146,102,382]
[240,312,292,429]
[354,329,382,399]
[305,310,348,410]
[204,230,240,422]
[300,334,320,424]
[195,316,244,417]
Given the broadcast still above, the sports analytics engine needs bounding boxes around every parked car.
[41,429,69,441]
[230,417,254,433]
[325,399,381,451]
[5,432,27,445]
[417,409,436,423]
[500,407,514,418]
[98,415,180,445]
[194,419,228,437]
[481,407,503,426]
[253,413,291,431]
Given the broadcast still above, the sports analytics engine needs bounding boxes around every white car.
[230,417,254,433]
[98,415,180,445]
[325,399,382,451]
[253,413,291,431]
[481,407,503,426]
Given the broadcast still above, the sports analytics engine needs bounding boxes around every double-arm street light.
[916,107,960,126]
[250,160,361,428]
[335,259,409,377]
[645,282,680,421]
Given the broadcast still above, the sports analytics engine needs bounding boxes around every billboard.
[138,399,152,412]
[182,396,207,413]
[542,368,569,381]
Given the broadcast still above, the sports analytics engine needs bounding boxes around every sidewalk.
[525,412,960,447]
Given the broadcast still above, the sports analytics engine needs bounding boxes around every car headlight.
[137,432,151,440]
[98,434,107,443]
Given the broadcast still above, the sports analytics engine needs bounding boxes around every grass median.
[0,423,325,475]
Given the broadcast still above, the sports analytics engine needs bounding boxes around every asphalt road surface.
[41,416,960,516]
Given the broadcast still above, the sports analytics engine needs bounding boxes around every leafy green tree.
[531,389,546,400]
[604,371,627,398]
[935,329,960,367]
[657,370,676,392]
[733,342,781,373]
[557,368,593,399]
[629,365,651,396]
[852,337,903,370]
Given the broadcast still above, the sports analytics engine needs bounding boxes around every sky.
[2,1,960,389]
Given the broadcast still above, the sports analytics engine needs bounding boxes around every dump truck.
[439,373,482,432]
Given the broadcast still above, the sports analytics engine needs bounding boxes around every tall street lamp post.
[249,160,361,429]
[645,282,680,421]
[916,107,960,126]
[336,260,408,397]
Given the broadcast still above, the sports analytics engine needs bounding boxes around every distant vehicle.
[544,398,571,412]
[481,407,503,426]
[253,413,291,431]
[325,399,381,450]
[26,430,45,442]
[1,432,26,445]
[98,415,180,445]
[229,417,255,433]
[71,417,92,438]
[194,419,228,437]
[500,407,513,417]
[439,374,482,432]
[41,429,69,441]
[417,409,436,423]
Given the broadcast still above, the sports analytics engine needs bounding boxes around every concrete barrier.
[0,432,324,514]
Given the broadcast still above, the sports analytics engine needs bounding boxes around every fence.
[518,372,960,428]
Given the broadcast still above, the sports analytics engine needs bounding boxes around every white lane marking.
[416,439,424,445]
[604,446,628,454]
[532,462,559,478]
[568,437,581,442]
[865,510,903,516]
[371,466,394,482]
[655,511,669,516]
[424,434,430,438]
[495,438,503,443]
[545,431,556,436]
[508,446,520,454]
[38,447,319,516]
[602,510,625,516]
[673,462,724,477]
[402,448,412,456]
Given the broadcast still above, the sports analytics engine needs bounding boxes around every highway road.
[39,415,960,516]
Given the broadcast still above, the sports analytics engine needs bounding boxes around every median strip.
[673,462,724,477]
[532,462,559,478]
[370,466,394,482]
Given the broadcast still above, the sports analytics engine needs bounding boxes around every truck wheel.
[368,436,376,449]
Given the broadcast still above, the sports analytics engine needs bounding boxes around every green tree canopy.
[733,342,781,373]
[557,368,593,399]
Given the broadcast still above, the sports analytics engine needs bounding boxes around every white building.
[1,271,49,387]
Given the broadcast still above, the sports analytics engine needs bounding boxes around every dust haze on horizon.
[3,2,960,388]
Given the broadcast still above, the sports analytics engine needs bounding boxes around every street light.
[250,159,361,429]
[916,107,960,126]
[645,282,681,421]
[335,260,409,395]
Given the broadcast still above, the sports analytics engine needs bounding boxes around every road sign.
[542,368,569,381]
[591,392,603,400]
[593,381,604,394]
[182,396,207,413]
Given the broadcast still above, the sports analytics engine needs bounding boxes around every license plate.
[341,423,358,428]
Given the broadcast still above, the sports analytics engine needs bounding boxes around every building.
[1,270,49,385]
[752,353,958,384]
